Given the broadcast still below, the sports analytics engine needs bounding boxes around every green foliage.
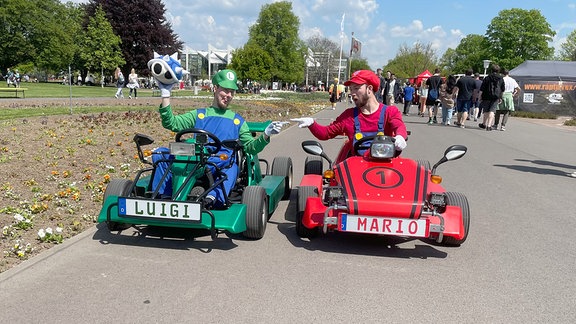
[245,1,305,83]
[559,29,576,61]
[81,5,125,74]
[511,111,557,119]
[486,8,555,69]
[383,42,438,79]
[441,34,489,75]
[350,58,371,74]
[564,117,576,126]
[229,43,273,83]
[86,0,183,75]
[0,0,79,72]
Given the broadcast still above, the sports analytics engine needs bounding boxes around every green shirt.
[158,105,270,155]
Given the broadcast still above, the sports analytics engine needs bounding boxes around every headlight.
[370,142,395,159]
[169,142,195,156]
[323,186,345,203]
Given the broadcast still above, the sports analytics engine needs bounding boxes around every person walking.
[454,69,477,128]
[439,75,457,125]
[478,64,505,131]
[425,68,442,124]
[384,73,401,106]
[127,68,140,99]
[402,81,415,115]
[328,77,340,110]
[418,79,428,116]
[494,69,520,131]
[114,67,125,99]
[471,73,482,121]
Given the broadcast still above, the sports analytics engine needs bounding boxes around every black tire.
[304,156,323,175]
[242,186,268,239]
[296,186,319,238]
[271,156,293,200]
[103,179,133,231]
[416,159,431,170]
[440,192,470,246]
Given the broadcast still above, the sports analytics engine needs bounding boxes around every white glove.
[264,121,288,136]
[394,135,407,151]
[157,82,173,98]
[290,117,314,128]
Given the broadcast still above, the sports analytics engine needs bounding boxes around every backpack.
[427,76,441,100]
[487,76,502,100]
[428,88,438,100]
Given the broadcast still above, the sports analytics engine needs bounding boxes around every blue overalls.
[352,104,387,155]
[151,108,244,206]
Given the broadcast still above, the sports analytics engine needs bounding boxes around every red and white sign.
[341,214,429,237]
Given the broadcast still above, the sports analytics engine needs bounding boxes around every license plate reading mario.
[118,198,201,222]
[340,214,429,237]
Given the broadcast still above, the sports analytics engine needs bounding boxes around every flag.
[351,37,362,57]
[340,13,345,33]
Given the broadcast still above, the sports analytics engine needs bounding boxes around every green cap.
[212,69,238,90]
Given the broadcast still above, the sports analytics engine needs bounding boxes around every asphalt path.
[1,102,575,323]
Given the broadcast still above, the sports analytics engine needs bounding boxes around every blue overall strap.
[354,104,388,135]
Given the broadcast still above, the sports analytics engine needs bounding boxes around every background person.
[114,67,124,99]
[127,68,140,99]
[494,69,520,131]
[478,64,505,131]
[425,68,443,124]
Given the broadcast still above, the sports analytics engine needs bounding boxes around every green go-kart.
[97,122,292,240]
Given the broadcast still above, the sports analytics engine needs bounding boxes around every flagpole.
[348,32,354,80]
[337,13,345,85]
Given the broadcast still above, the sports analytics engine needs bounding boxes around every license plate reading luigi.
[340,214,429,237]
[118,198,201,221]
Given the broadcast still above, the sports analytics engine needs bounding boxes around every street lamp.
[483,59,491,76]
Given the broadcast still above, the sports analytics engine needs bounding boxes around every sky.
[67,0,576,70]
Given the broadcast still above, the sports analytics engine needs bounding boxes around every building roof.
[510,60,576,79]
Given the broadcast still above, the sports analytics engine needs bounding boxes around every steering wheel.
[353,135,377,155]
[175,128,222,154]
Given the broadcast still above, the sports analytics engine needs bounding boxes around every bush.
[564,117,576,126]
[511,111,557,119]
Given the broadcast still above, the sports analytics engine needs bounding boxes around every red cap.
[344,70,380,90]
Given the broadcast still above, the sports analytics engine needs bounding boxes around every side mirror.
[302,140,323,156]
[431,145,467,174]
[302,140,333,166]
[133,133,154,165]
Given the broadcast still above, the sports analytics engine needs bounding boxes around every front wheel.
[103,179,134,231]
[242,186,268,239]
[304,156,323,175]
[440,192,470,246]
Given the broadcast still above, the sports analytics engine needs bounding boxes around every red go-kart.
[295,135,470,246]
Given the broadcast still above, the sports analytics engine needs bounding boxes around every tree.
[486,8,555,69]
[245,1,305,84]
[86,0,182,75]
[0,0,79,74]
[559,29,576,61]
[350,58,371,74]
[229,43,273,83]
[383,42,439,79]
[441,34,489,75]
[81,5,125,81]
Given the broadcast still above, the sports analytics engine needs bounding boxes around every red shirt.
[309,104,407,142]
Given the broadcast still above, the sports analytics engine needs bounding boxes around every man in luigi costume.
[151,68,285,209]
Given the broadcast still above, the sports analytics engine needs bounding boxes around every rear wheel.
[271,156,293,200]
[440,192,470,246]
[296,186,319,238]
[103,179,133,231]
[243,186,268,239]
[304,156,323,175]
